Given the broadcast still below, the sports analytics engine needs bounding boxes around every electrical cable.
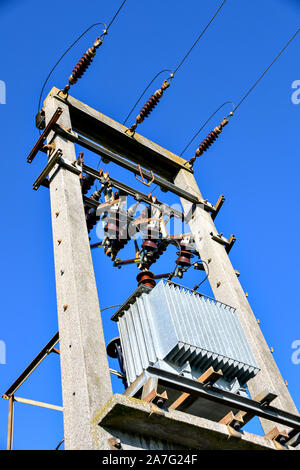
[167,239,183,281]
[180,101,234,157]
[173,0,227,76]
[192,259,209,290]
[37,0,128,115]
[234,27,300,112]
[125,0,228,133]
[106,0,128,32]
[37,23,106,115]
[101,304,122,312]
[181,28,300,162]
[123,69,173,126]
[55,439,64,450]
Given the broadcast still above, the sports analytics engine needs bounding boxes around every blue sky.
[0,0,299,449]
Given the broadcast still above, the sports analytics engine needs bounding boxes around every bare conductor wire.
[182,28,300,165]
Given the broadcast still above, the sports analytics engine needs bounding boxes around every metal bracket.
[33,149,62,190]
[210,232,236,253]
[212,194,226,220]
[27,107,63,163]
[265,426,290,450]
[33,150,82,190]
[143,389,168,408]
[219,411,244,431]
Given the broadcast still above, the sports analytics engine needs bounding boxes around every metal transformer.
[112,280,259,399]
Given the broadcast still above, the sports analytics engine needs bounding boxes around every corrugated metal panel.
[117,280,259,385]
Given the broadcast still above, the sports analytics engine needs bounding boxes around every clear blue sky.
[0,0,299,450]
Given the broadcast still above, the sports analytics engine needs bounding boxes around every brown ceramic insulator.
[196,129,220,157]
[142,239,158,252]
[129,80,170,132]
[81,174,95,195]
[61,35,104,95]
[176,245,194,267]
[136,271,156,288]
[192,117,229,161]
[69,49,95,85]
[152,241,167,262]
[90,189,102,202]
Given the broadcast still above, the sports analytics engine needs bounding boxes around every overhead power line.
[37,0,128,114]
[234,27,300,112]
[181,28,300,163]
[173,0,227,76]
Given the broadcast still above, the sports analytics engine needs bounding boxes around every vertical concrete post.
[174,168,298,434]
[44,89,112,449]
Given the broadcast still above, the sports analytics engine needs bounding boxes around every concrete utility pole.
[174,169,298,433]
[20,87,298,450]
[44,94,112,449]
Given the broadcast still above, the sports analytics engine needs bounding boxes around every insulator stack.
[176,245,194,268]
[90,188,102,202]
[81,175,95,195]
[136,271,156,289]
[86,210,100,232]
[108,218,131,259]
[129,80,170,133]
[189,117,229,165]
[62,35,105,95]
[152,240,168,263]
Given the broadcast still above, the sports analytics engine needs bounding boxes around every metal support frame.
[53,124,223,217]
[2,330,124,450]
[3,332,60,450]
[27,107,63,163]
[3,332,59,399]
[82,163,184,220]
[124,367,300,441]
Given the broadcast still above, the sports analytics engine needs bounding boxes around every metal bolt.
[278,436,286,445]
[156,398,164,408]
[63,305,68,311]
[114,438,122,449]
[233,422,241,431]
[216,281,221,287]
[57,239,62,245]
[55,212,60,217]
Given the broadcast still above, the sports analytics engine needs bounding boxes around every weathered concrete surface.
[174,169,298,434]
[44,91,112,449]
[93,394,281,450]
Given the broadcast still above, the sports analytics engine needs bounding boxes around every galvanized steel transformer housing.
[112,280,259,397]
